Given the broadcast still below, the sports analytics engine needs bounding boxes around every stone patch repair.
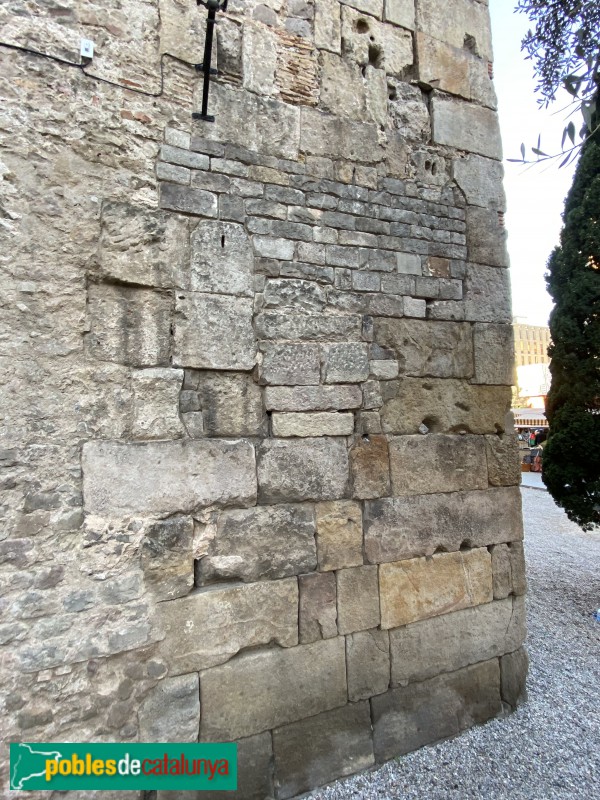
[0,1,526,798]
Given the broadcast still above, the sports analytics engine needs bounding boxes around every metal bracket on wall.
[193,0,228,123]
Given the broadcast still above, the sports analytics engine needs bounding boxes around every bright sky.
[489,0,578,327]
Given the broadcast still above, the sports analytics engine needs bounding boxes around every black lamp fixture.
[193,0,228,122]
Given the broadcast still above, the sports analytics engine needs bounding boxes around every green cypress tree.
[543,123,600,529]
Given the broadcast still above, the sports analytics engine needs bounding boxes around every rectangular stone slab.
[154,578,298,674]
[379,548,493,628]
[82,439,257,516]
[200,637,347,741]
[365,487,523,564]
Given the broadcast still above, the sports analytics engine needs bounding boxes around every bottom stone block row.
[153,651,527,800]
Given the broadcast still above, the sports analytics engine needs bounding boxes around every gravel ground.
[310,488,600,800]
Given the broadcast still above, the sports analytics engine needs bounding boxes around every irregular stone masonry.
[0,0,526,798]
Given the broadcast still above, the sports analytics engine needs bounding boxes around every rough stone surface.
[473,323,515,385]
[365,487,523,564]
[388,434,488,495]
[273,703,375,799]
[258,438,349,502]
[372,660,502,761]
[379,548,493,628]
[390,596,526,685]
[491,543,513,599]
[141,516,194,600]
[200,638,347,740]
[138,674,200,742]
[337,565,380,634]
[83,440,257,515]
[195,372,266,437]
[197,504,317,584]
[346,629,390,701]
[299,572,338,643]
[350,435,391,499]
[315,501,364,571]
[155,579,298,674]
[265,385,363,411]
[501,646,529,708]
[432,96,502,160]
[272,412,355,437]
[132,368,184,440]
[486,433,522,487]
[463,263,512,323]
[190,220,254,296]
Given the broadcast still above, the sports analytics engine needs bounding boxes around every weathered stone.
[138,674,200,742]
[301,107,384,163]
[466,206,509,267]
[365,487,523,564]
[320,52,367,120]
[173,292,257,370]
[315,500,363,571]
[83,440,257,516]
[396,252,422,275]
[403,297,427,318]
[374,318,474,378]
[323,343,370,383]
[243,20,278,96]
[255,312,362,341]
[299,572,338,643]
[380,378,512,435]
[372,660,502,761]
[132,368,184,439]
[390,596,526,685]
[257,438,349,502]
[486,433,521,486]
[473,323,514,385]
[501,646,529,708]
[86,284,171,368]
[388,434,487,495]
[265,385,363,412]
[196,372,266,436]
[190,220,254,297]
[341,6,413,75]
[453,154,506,210]
[416,0,493,60]
[416,33,495,107]
[370,359,399,379]
[350,435,391,499]
[337,565,380,634]
[200,637,347,740]
[511,541,527,596]
[273,702,374,799]
[463,264,512,323]
[341,0,383,18]
[491,543,512,599]
[160,182,218,218]
[379,548,493,629]
[264,278,327,310]
[155,579,298,674]
[432,95,502,160]
[315,0,342,53]
[346,629,390,701]
[197,504,317,584]
[385,0,415,29]
[272,412,355,437]
[142,516,194,601]
[259,343,321,385]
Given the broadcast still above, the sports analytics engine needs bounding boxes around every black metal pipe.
[193,0,223,122]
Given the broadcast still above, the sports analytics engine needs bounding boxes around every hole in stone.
[431,162,438,175]
[356,18,370,34]
[463,34,479,55]
[361,64,367,78]
[368,44,384,68]
[421,415,440,433]
[221,234,225,247]
[369,35,375,42]
[460,540,473,551]
[433,545,447,555]
[388,83,397,101]
[425,160,432,171]
[362,434,370,442]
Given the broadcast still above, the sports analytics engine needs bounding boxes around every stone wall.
[0,0,527,797]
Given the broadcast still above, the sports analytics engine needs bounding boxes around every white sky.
[489,0,578,326]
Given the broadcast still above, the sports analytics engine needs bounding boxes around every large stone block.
[173,292,256,370]
[155,579,298,674]
[337,565,380,634]
[416,0,493,61]
[200,637,347,740]
[257,438,349,502]
[350,435,391,499]
[272,412,355,437]
[197,504,317,584]
[160,183,218,218]
[453,154,506,210]
[273,702,375,799]
[315,0,342,53]
[323,343,370,384]
[511,541,527,596]
[372,660,502,761]
[141,515,194,601]
[316,500,364,571]
[132,368,184,440]
[380,378,512,435]
[491,543,512,599]
[86,284,171,368]
[259,343,321,385]
[486,433,522,486]
[190,220,254,297]
[374,318,474,378]
[138,674,200,742]
[365,487,523,564]
[341,6,413,76]
[385,0,415,29]
[501,646,529,708]
[265,385,363,411]
[255,312,362,341]
[320,52,367,121]
[346,629,390,701]
[299,572,338,644]
[390,596,526,685]
[379,548,493,629]
[193,372,266,437]
[300,108,384,163]
[431,95,502,160]
[82,440,257,516]
[463,263,512,323]
[473,323,514,385]
[388,434,487,495]
[466,206,509,267]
